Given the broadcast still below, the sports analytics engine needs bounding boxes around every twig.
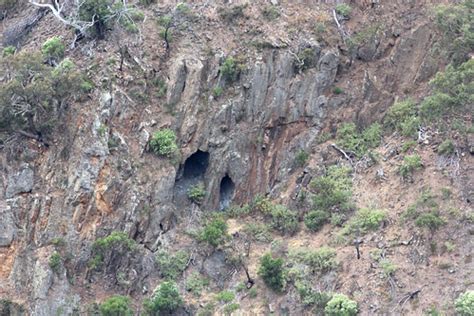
[331,143,354,165]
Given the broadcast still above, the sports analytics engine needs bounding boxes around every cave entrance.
[173,150,210,208]
[219,174,235,211]
[182,150,210,180]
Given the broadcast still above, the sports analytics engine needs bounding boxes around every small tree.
[324,293,358,316]
[99,295,133,316]
[258,253,285,292]
[143,281,183,315]
[199,216,228,248]
[42,37,65,64]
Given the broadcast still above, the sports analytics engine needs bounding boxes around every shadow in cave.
[219,174,235,211]
[173,150,210,207]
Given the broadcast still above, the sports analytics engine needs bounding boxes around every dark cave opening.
[219,174,235,211]
[182,150,210,180]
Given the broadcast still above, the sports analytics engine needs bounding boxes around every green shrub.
[199,216,228,248]
[79,0,114,38]
[384,99,419,137]
[2,46,15,57]
[455,290,474,316]
[269,205,298,235]
[342,208,386,236]
[156,250,189,280]
[242,223,272,242]
[262,5,280,20]
[90,231,136,269]
[223,303,240,315]
[380,259,397,277]
[335,4,352,17]
[399,154,423,180]
[310,166,353,213]
[185,272,209,297]
[212,86,223,98]
[324,293,358,316]
[295,48,319,71]
[435,1,474,65]
[437,139,455,155]
[333,87,344,94]
[216,290,235,303]
[220,56,240,81]
[99,295,133,316]
[258,253,285,292]
[290,247,337,274]
[42,37,65,62]
[149,128,178,157]
[143,281,183,315]
[187,184,206,204]
[336,122,381,157]
[304,210,329,232]
[0,51,89,136]
[295,150,310,167]
[252,195,274,214]
[415,212,445,230]
[49,252,62,273]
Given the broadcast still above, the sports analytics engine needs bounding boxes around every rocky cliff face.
[0,0,472,315]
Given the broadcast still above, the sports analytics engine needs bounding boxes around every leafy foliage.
[0,52,89,135]
[156,250,189,280]
[336,122,382,157]
[216,290,235,303]
[99,295,133,316]
[143,281,183,315]
[399,154,423,180]
[220,56,244,82]
[335,4,352,17]
[455,290,474,316]
[342,208,386,236]
[90,231,136,269]
[2,46,15,57]
[42,37,65,63]
[304,210,329,232]
[198,216,228,248]
[324,293,358,316]
[187,184,206,204]
[269,205,298,235]
[415,212,445,230]
[258,253,285,292]
[310,166,353,214]
[384,99,419,138]
[295,150,310,167]
[49,252,62,273]
[435,1,474,65]
[290,247,337,274]
[185,272,209,296]
[149,128,178,157]
[437,139,455,155]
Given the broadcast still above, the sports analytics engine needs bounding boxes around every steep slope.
[0,0,472,315]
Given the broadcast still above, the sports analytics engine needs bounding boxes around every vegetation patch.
[149,128,178,157]
[325,293,358,316]
[336,122,382,157]
[156,250,189,280]
[100,295,133,316]
[198,216,229,248]
[310,165,353,217]
[143,281,183,315]
[399,154,423,180]
[187,183,206,204]
[258,253,285,292]
[341,208,386,236]
[455,290,474,316]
